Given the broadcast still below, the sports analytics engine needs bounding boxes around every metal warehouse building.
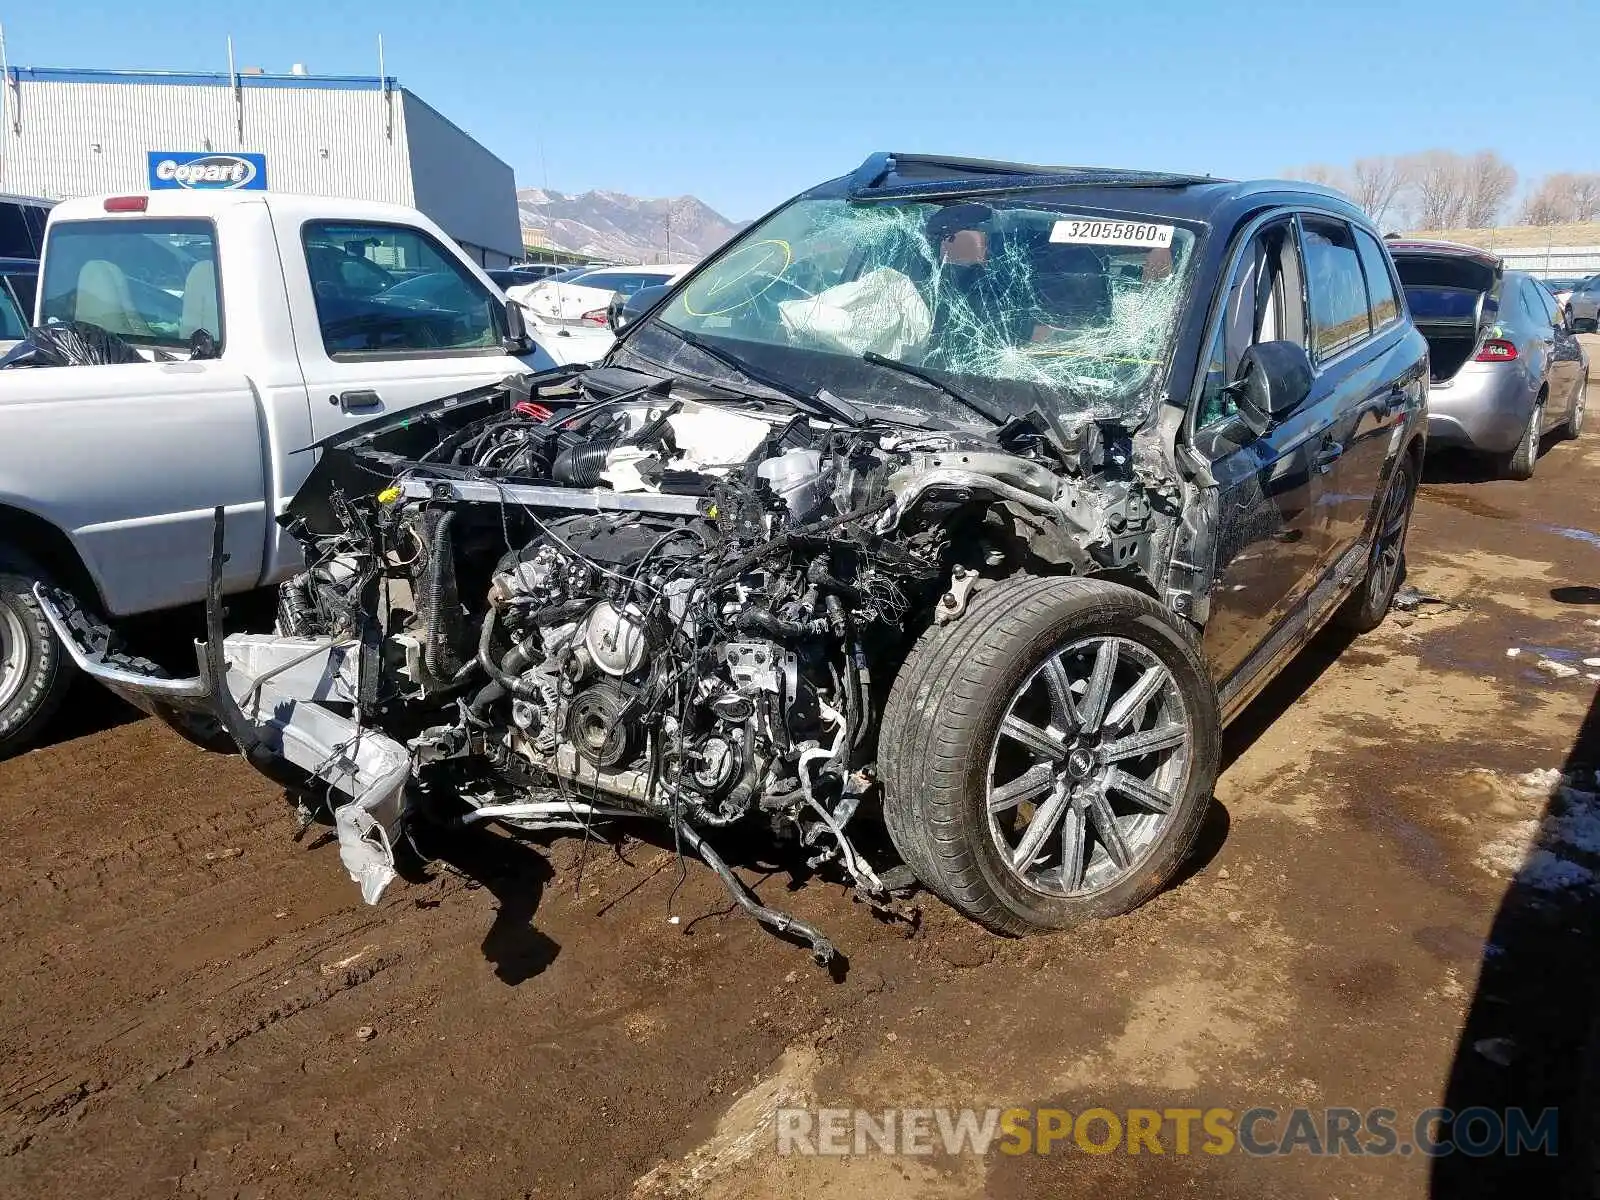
[0,66,521,266]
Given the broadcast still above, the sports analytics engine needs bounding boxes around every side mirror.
[609,282,671,334]
[1226,340,1314,436]
[502,300,533,354]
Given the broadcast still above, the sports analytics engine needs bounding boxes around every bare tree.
[1519,173,1600,224]
[1349,156,1407,226]
[1575,176,1600,221]
[1522,174,1575,225]
[1404,150,1471,229]
[1461,151,1516,227]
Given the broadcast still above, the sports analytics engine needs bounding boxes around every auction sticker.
[1049,218,1174,248]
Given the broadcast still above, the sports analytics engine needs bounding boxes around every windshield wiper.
[861,351,1011,426]
[661,324,866,426]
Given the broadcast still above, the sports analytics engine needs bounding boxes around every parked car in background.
[1569,275,1600,332]
[0,195,54,260]
[0,258,38,354]
[507,262,581,283]
[501,265,597,308]
[516,264,695,327]
[1389,240,1587,478]
[1540,276,1587,313]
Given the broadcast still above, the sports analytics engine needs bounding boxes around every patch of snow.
[1516,768,1562,794]
[1477,771,1600,896]
[1537,658,1580,678]
[1517,850,1595,891]
[1506,647,1521,658]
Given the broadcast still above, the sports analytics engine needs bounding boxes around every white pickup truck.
[0,189,566,755]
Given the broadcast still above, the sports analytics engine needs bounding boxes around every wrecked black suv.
[44,153,1427,961]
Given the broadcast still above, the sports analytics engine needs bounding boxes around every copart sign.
[147,151,267,191]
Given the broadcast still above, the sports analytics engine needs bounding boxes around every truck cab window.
[302,221,504,359]
[39,219,222,350]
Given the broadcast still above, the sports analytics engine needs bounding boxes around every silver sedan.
[1389,241,1588,479]
[1571,275,1600,331]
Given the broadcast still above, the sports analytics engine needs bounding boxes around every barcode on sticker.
[1049,218,1174,249]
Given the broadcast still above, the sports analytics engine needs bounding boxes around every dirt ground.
[5,351,1600,1199]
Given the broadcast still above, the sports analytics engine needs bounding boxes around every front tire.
[0,553,75,759]
[879,576,1219,935]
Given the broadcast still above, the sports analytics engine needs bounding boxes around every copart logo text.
[151,154,259,189]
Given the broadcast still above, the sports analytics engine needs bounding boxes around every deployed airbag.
[778,268,932,358]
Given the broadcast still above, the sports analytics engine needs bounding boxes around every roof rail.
[850,163,1216,203]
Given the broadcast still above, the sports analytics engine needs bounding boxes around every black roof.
[841,151,1367,228]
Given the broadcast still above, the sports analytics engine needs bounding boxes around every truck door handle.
[1314,440,1343,473]
[337,390,382,412]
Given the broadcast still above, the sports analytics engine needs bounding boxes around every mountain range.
[516,188,746,264]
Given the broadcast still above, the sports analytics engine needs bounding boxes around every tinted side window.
[1353,229,1400,330]
[302,221,505,358]
[22,205,48,256]
[1514,278,1544,326]
[7,271,37,319]
[0,277,26,339]
[1301,218,1371,359]
[0,204,33,259]
[1534,283,1560,326]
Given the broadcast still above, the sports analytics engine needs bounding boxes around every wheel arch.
[0,502,104,612]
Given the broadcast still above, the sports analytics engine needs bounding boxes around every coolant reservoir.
[757,449,826,520]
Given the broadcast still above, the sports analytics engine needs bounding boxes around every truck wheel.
[1501,396,1543,480]
[879,576,1219,935]
[0,553,74,759]
[1333,453,1418,633]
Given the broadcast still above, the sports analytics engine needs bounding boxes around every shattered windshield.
[635,191,1198,423]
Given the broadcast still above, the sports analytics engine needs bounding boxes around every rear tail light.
[103,195,148,212]
[579,308,609,326]
[1474,338,1518,362]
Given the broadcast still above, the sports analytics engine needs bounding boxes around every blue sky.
[5,0,1595,219]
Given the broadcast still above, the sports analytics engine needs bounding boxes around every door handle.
[337,390,382,412]
[1314,440,1343,473]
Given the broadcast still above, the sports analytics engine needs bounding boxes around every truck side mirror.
[1225,340,1314,437]
[609,283,670,334]
[502,300,533,354]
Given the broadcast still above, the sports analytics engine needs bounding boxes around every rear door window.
[0,203,35,258]
[1300,218,1371,359]
[6,270,37,320]
[39,218,222,348]
[302,220,505,359]
[1353,229,1400,331]
[0,276,27,339]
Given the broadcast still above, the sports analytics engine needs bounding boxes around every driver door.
[273,213,535,447]
[1191,216,1331,693]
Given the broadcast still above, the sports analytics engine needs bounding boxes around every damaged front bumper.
[34,584,411,905]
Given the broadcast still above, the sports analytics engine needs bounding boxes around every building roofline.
[8,66,397,92]
[398,90,513,175]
